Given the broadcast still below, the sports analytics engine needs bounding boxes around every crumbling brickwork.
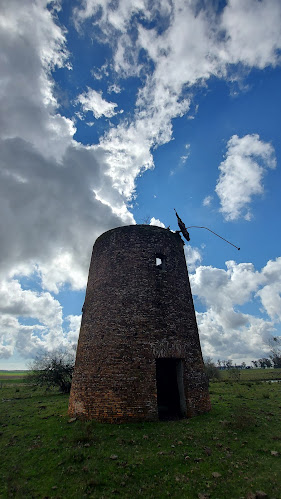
[68,225,211,422]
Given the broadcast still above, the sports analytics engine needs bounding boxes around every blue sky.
[1,0,281,369]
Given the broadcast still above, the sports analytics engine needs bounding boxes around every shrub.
[28,350,75,394]
[204,357,221,381]
[228,368,241,381]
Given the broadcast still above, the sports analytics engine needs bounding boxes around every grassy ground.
[0,372,28,385]
[1,380,281,498]
[220,368,281,382]
[0,371,28,379]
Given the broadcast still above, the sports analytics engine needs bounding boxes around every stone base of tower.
[68,395,160,423]
[68,361,211,423]
[68,394,211,423]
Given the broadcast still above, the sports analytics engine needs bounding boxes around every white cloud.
[258,283,281,322]
[215,134,276,221]
[0,276,83,360]
[0,0,135,362]
[189,258,281,363]
[170,144,190,175]
[184,245,202,272]
[180,155,189,165]
[73,0,281,114]
[203,195,213,207]
[0,316,24,359]
[150,217,165,228]
[0,277,64,359]
[191,261,263,311]
[0,138,130,284]
[77,88,118,119]
[0,279,62,329]
[256,258,281,321]
[196,309,274,363]
[221,0,281,69]
[65,315,81,347]
[108,83,122,94]
[72,0,281,204]
[76,0,281,108]
[0,0,74,161]
[74,0,172,40]
[38,252,87,294]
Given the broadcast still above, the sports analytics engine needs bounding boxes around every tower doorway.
[156,358,186,420]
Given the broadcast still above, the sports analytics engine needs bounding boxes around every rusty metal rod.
[187,225,240,250]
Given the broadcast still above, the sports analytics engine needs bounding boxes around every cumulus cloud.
[0,277,63,358]
[75,0,281,99]
[0,0,74,161]
[77,88,118,119]
[150,217,165,228]
[196,309,274,363]
[0,277,82,360]
[0,0,134,362]
[0,138,132,282]
[215,134,276,220]
[72,0,281,203]
[256,258,281,321]
[64,315,81,347]
[189,258,281,363]
[184,246,202,272]
[221,0,281,69]
[191,260,263,309]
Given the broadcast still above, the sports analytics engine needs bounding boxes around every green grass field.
[0,371,29,385]
[220,368,281,382]
[1,379,281,498]
[0,371,28,378]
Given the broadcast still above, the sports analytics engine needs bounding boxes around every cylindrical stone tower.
[69,225,210,422]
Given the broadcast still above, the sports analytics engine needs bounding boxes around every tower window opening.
[155,253,166,270]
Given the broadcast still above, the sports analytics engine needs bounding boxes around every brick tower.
[69,225,210,422]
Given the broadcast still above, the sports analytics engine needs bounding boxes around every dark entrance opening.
[156,358,186,420]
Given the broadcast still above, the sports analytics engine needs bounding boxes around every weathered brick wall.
[68,225,211,422]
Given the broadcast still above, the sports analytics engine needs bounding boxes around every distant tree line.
[252,337,281,369]
[204,358,243,382]
[204,336,281,381]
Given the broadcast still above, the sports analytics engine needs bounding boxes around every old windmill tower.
[69,219,211,422]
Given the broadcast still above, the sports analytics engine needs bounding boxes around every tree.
[229,368,240,381]
[204,357,221,381]
[270,353,281,369]
[252,360,258,368]
[28,350,75,393]
[269,337,281,369]
[264,358,272,368]
[258,357,272,369]
[225,359,233,370]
